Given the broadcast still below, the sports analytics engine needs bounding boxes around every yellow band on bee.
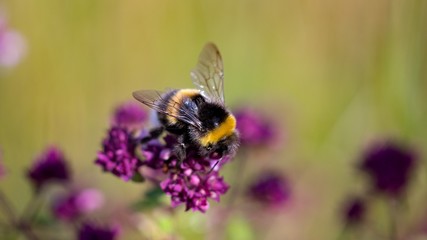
[199,115,236,146]
[167,89,200,124]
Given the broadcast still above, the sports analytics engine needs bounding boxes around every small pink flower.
[52,188,105,221]
[0,30,26,67]
[0,16,26,68]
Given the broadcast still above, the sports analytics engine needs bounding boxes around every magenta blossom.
[141,135,229,212]
[112,102,148,130]
[95,127,141,181]
[342,196,366,225]
[78,222,119,240]
[234,107,277,147]
[160,157,229,213]
[52,188,104,221]
[359,141,417,197]
[27,147,71,191]
[248,171,290,208]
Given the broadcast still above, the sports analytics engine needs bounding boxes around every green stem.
[226,148,248,208]
[21,190,44,223]
[336,224,349,240]
[0,189,16,224]
[0,189,39,240]
[389,198,399,240]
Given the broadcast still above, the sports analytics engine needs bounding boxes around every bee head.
[200,131,240,159]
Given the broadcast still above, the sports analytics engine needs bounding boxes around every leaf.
[131,171,145,183]
[226,215,254,240]
[131,186,165,211]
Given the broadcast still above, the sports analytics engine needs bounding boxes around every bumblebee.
[133,43,239,160]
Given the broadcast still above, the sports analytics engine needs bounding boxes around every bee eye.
[206,145,212,151]
[211,117,220,128]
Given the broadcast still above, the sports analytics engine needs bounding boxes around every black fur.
[197,103,228,131]
[198,131,240,158]
[157,90,189,135]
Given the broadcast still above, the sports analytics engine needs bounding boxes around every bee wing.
[132,89,204,130]
[190,43,225,104]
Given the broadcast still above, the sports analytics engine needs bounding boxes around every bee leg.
[173,136,187,162]
[149,126,165,138]
[174,143,187,162]
[140,126,165,144]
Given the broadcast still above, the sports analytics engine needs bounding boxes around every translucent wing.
[132,90,203,130]
[190,43,225,103]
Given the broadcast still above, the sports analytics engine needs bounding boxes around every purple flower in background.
[342,197,366,225]
[248,171,290,207]
[78,222,118,240]
[359,141,417,197]
[112,102,147,130]
[0,16,26,68]
[27,147,70,191]
[52,188,104,221]
[234,107,277,147]
[95,127,141,181]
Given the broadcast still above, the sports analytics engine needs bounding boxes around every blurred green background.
[0,0,426,239]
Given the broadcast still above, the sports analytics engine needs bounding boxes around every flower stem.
[0,189,39,240]
[389,198,399,240]
[335,224,348,240]
[226,149,248,208]
[16,222,39,240]
[0,189,17,225]
[21,190,44,223]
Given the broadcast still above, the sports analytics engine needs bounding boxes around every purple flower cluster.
[248,171,290,208]
[140,135,177,171]
[142,136,229,212]
[359,142,417,197]
[95,102,231,212]
[234,107,277,147]
[78,222,118,240]
[159,157,229,213]
[112,102,147,130]
[338,141,418,231]
[52,188,104,221]
[95,102,149,181]
[95,127,141,181]
[342,197,366,225]
[27,146,70,191]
